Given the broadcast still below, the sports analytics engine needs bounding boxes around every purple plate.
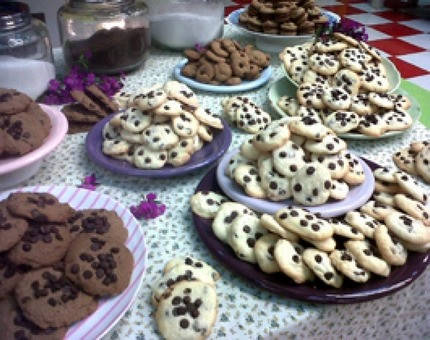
[86,114,232,178]
[193,159,430,304]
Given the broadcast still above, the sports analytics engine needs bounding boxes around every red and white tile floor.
[226,0,430,91]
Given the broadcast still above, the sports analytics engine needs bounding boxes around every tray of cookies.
[0,185,147,339]
[86,81,232,178]
[190,162,430,304]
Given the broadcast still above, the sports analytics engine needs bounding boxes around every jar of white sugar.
[0,2,55,100]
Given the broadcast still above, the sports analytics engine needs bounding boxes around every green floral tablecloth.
[37,24,430,339]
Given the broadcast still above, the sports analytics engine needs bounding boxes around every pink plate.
[0,185,148,339]
[0,104,68,175]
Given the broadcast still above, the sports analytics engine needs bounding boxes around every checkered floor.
[226,1,430,91]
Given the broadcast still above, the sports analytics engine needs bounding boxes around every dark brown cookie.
[85,84,118,114]
[8,223,71,269]
[0,202,29,252]
[0,88,32,115]
[70,90,107,118]
[61,103,100,124]
[15,264,98,329]
[26,102,51,138]
[0,296,67,340]
[0,253,29,299]
[67,121,95,134]
[6,192,75,224]
[65,235,133,297]
[67,209,128,243]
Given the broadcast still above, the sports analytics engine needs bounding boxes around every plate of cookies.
[191,161,430,304]
[227,7,340,52]
[0,89,68,189]
[0,185,147,339]
[86,81,232,178]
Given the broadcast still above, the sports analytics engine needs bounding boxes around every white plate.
[226,8,340,52]
[0,185,147,340]
[216,149,374,217]
[173,59,273,93]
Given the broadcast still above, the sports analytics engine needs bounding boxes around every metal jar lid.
[0,1,31,31]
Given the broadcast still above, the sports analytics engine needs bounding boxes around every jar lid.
[69,0,133,6]
[0,1,31,31]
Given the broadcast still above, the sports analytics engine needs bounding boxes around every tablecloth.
[37,24,430,339]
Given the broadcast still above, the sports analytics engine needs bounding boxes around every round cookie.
[308,53,340,76]
[234,103,271,134]
[119,107,152,133]
[314,39,347,53]
[164,81,199,107]
[329,179,349,200]
[8,223,71,269]
[290,162,332,206]
[323,111,360,134]
[0,202,29,252]
[254,234,281,274]
[172,112,199,138]
[234,164,266,199]
[193,107,223,130]
[374,225,408,266]
[345,240,391,277]
[277,96,300,116]
[153,99,184,117]
[359,200,394,221]
[304,134,347,155]
[350,94,375,115]
[338,47,367,72]
[302,69,332,87]
[393,171,428,204]
[368,92,394,110]
[163,256,220,282]
[65,234,133,297]
[0,88,32,115]
[141,123,179,151]
[225,153,254,178]
[344,211,382,239]
[252,118,291,152]
[258,155,292,201]
[102,121,121,140]
[259,213,300,242]
[329,218,365,240]
[393,147,418,175]
[289,59,308,84]
[303,248,343,288]
[394,194,430,226]
[0,252,28,299]
[310,151,349,179]
[343,152,366,185]
[373,166,398,183]
[119,129,141,144]
[358,114,388,137]
[416,144,430,183]
[136,88,168,111]
[103,138,131,156]
[322,87,351,110]
[288,116,331,140]
[66,209,128,243]
[15,264,98,329]
[240,137,261,161]
[296,106,323,123]
[134,145,168,169]
[190,191,229,219]
[296,83,326,110]
[384,211,430,245]
[329,249,371,283]
[332,69,360,96]
[383,109,413,132]
[155,280,217,340]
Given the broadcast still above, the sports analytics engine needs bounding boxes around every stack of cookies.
[226,115,365,205]
[181,38,271,85]
[62,84,119,134]
[103,81,224,169]
[393,140,430,184]
[238,0,327,35]
[152,256,220,339]
[279,33,414,137]
[191,187,430,288]
[0,88,51,157]
[0,192,133,338]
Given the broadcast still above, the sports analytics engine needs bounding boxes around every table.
[45,24,430,339]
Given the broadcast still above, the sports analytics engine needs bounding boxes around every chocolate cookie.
[8,223,71,269]
[0,202,29,252]
[15,264,98,329]
[66,209,128,243]
[70,90,107,118]
[0,252,28,299]
[6,192,75,224]
[26,102,51,139]
[0,88,32,115]
[64,235,133,297]
[85,84,118,114]
[61,103,100,124]
[0,296,67,340]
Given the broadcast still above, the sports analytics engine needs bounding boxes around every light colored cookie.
[253,118,291,152]
[302,236,336,253]
[373,191,396,206]
[368,92,394,109]
[390,93,412,111]
[384,211,430,245]
[329,218,365,240]
[103,121,121,139]
[344,211,382,239]
[322,87,351,111]
[258,155,292,201]
[383,109,413,132]
[332,69,360,96]
[343,152,365,185]
[259,214,299,242]
[314,39,347,53]
[142,123,179,151]
[277,96,300,116]
[240,137,261,161]
[323,111,360,134]
[394,194,429,226]
[374,225,408,266]
[393,171,428,204]
[288,116,331,140]
[136,88,168,111]
[133,145,167,169]
[338,47,367,72]
[153,99,184,116]
[308,53,340,76]
[358,114,388,137]
[303,248,343,288]
[120,129,141,144]
[374,180,402,195]
[416,144,430,183]
[360,200,394,221]
[329,179,349,200]
[119,107,152,133]
[172,112,199,138]
[272,140,306,178]
[373,166,399,183]
[296,83,326,110]
[393,147,418,175]
[197,124,214,142]
[164,80,199,107]
[289,59,308,84]
[190,191,229,219]
[329,249,371,283]
[235,103,272,134]
[102,138,130,155]
[163,256,220,281]
[193,107,223,130]
[345,240,391,277]
[254,234,282,274]
[410,140,429,153]
[310,151,350,180]
[304,134,347,155]
[350,94,375,115]
[234,164,266,199]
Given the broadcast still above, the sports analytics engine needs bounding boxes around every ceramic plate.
[0,185,147,338]
[282,56,401,94]
[173,59,273,93]
[226,8,340,52]
[216,149,374,217]
[86,114,232,178]
[268,77,421,140]
[193,162,430,304]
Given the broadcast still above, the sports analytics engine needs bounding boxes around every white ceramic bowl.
[0,104,68,189]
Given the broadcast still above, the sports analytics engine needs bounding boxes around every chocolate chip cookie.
[0,252,29,299]
[0,88,32,115]
[0,202,29,252]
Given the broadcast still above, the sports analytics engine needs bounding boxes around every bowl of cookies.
[86,80,232,177]
[0,88,68,190]
[226,4,340,52]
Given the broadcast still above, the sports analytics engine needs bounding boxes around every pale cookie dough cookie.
[308,53,340,76]
[228,214,268,263]
[134,145,167,169]
[296,106,323,123]
[119,107,152,133]
[345,240,391,277]
[329,179,349,200]
[329,218,365,240]
[289,116,331,140]
[322,87,351,111]
[172,112,199,138]
[234,164,266,199]
[374,225,408,266]
[391,93,412,111]
[303,248,343,288]
[103,139,130,156]
[343,152,366,185]
[374,180,402,195]
[164,80,199,107]
[302,236,336,253]
[296,83,326,110]
[410,140,429,153]
[314,39,348,53]
[120,129,141,144]
[310,152,349,179]
[302,69,332,86]
[103,121,121,139]
[212,202,256,243]
[259,214,299,242]
[360,64,389,93]
[338,47,367,72]
[304,134,347,155]
[329,249,371,283]
[225,153,253,178]
[344,211,382,239]
[153,99,184,116]
[394,194,430,225]
[291,162,332,206]
[416,145,430,183]
[235,104,271,134]
[163,256,220,281]
[155,280,217,340]
[142,124,179,151]
[197,124,214,142]
[400,240,430,253]
[373,166,399,183]
[332,69,360,96]
[368,92,394,110]
[190,191,229,219]
[358,114,388,137]
[324,111,360,134]
[373,191,396,206]
[360,200,394,221]
[384,211,430,245]
[277,96,300,116]
[167,138,194,166]
[383,109,413,132]
[193,107,223,130]
[275,207,334,241]
[255,234,281,274]
[393,147,418,175]
[240,137,261,161]
[274,239,314,284]
[136,88,168,111]
[393,171,428,204]
[258,155,292,201]
[350,94,375,115]
[289,59,308,84]
[253,118,290,152]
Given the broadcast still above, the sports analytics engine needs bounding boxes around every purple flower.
[130,193,166,220]
[194,43,205,53]
[79,173,99,191]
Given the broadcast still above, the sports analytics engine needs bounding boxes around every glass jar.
[147,0,224,50]
[0,1,55,99]
[58,0,150,75]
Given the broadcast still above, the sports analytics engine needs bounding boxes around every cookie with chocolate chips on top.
[0,252,29,299]
[190,191,229,219]
[0,88,32,115]
[0,202,29,252]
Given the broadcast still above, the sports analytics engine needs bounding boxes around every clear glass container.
[0,1,55,99]
[147,0,224,50]
[58,0,150,75]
